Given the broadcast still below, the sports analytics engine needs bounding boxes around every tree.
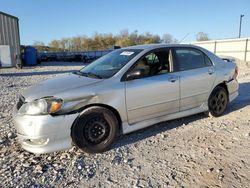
[46,30,171,51]
[161,34,177,43]
[32,41,48,52]
[196,32,210,41]
[71,36,82,51]
[49,40,60,49]
[33,41,45,46]
[81,36,93,51]
[59,38,68,50]
[141,32,161,44]
[116,30,135,47]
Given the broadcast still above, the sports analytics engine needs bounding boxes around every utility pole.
[239,14,244,38]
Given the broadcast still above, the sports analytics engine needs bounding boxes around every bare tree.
[46,30,175,51]
[32,41,48,52]
[162,34,176,43]
[33,41,45,46]
[49,40,60,49]
[59,38,68,50]
[71,36,82,51]
[196,32,210,41]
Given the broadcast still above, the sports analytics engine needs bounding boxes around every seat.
[136,58,150,76]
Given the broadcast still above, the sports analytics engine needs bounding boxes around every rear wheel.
[208,86,228,117]
[71,106,119,153]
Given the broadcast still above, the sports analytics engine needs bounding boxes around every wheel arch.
[213,82,229,97]
[71,103,122,133]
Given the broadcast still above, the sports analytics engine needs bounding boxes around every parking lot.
[0,61,250,187]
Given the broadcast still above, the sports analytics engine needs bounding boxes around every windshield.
[78,49,142,79]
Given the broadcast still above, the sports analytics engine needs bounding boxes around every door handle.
[169,76,178,82]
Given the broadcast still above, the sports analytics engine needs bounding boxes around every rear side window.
[174,48,212,71]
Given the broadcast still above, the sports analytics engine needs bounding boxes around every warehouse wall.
[192,38,250,62]
[0,12,21,67]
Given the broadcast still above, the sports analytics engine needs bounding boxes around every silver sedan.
[13,44,239,154]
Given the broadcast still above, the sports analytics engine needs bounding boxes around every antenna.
[178,33,190,43]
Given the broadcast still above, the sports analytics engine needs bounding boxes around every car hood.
[22,73,103,102]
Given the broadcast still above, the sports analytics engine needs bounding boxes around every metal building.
[0,11,21,67]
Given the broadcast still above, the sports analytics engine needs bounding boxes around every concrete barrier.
[192,38,250,63]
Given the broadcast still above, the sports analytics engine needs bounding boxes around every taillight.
[233,66,239,79]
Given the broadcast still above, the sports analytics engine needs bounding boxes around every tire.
[71,106,119,153]
[208,86,228,117]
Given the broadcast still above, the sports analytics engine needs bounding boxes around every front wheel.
[208,86,228,117]
[71,106,119,153]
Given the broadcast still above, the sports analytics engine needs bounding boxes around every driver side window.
[130,49,171,79]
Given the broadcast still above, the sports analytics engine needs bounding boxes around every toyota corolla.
[13,44,239,154]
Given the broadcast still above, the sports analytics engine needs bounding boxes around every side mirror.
[126,69,143,81]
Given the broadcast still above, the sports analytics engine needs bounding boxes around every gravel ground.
[0,61,250,188]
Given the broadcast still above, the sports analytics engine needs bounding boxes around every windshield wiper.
[72,70,84,76]
[86,72,103,79]
[73,71,102,79]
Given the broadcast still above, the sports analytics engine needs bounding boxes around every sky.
[1,0,250,45]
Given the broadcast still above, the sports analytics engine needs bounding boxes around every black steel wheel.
[208,86,228,117]
[71,106,119,153]
[83,116,110,145]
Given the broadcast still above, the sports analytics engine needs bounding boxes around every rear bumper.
[226,79,239,102]
[13,108,79,154]
[229,90,238,102]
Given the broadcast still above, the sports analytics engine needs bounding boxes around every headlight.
[18,98,63,115]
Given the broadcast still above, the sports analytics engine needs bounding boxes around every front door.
[125,49,180,124]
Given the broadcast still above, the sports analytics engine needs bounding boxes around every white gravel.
[0,61,250,187]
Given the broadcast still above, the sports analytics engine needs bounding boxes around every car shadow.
[113,81,250,150]
[226,81,250,113]
[112,112,206,150]
[0,70,77,77]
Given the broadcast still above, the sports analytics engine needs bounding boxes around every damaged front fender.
[56,93,99,114]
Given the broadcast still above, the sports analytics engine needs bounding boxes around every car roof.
[122,43,199,50]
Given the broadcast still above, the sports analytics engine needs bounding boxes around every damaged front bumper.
[13,108,79,154]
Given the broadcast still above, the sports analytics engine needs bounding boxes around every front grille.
[17,95,25,110]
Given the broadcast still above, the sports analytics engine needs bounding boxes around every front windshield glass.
[79,49,142,79]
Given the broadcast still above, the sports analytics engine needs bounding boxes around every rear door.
[172,47,216,111]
